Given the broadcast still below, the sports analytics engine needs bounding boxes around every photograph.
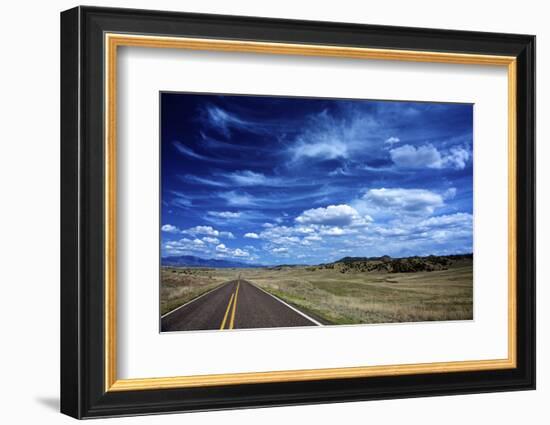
[160,93,474,332]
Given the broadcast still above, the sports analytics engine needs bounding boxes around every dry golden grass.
[160,267,238,315]
[238,260,473,325]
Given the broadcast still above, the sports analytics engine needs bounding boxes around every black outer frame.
[60,6,535,419]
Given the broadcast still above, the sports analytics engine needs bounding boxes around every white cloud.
[207,211,241,218]
[361,188,444,216]
[389,144,471,170]
[169,191,193,209]
[390,144,442,169]
[384,136,400,146]
[203,105,265,137]
[161,224,180,233]
[294,226,316,234]
[224,170,283,187]
[202,236,220,244]
[218,191,256,207]
[418,212,472,229]
[244,232,260,239]
[233,248,250,257]
[272,247,288,254]
[173,141,227,164]
[295,204,371,227]
[290,140,348,161]
[319,226,346,236]
[365,212,473,251]
[287,109,379,162]
[163,237,210,255]
[181,225,234,239]
[182,174,227,187]
[444,147,471,169]
[444,187,457,199]
[215,243,250,257]
[182,225,219,236]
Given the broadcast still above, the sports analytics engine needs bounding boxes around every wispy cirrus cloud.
[201,104,271,137]
[181,170,291,188]
[207,211,242,219]
[217,187,344,210]
[172,141,226,163]
[286,107,389,163]
[218,191,258,207]
[224,170,284,186]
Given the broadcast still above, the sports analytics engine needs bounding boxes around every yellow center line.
[219,292,235,330]
[229,280,240,330]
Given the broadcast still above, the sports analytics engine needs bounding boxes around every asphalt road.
[161,278,321,332]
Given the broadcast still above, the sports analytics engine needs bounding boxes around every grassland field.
[161,258,473,325]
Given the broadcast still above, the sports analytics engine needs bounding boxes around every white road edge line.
[161,280,233,319]
[246,281,324,326]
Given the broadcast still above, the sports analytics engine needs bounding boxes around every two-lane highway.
[161,278,321,332]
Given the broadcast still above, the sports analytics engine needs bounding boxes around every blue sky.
[161,92,473,265]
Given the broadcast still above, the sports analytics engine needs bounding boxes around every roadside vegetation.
[160,267,234,315]
[240,258,473,325]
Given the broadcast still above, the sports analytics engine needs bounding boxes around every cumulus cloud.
[215,243,250,257]
[390,144,442,169]
[361,188,444,216]
[295,204,372,227]
[181,225,234,239]
[182,225,219,236]
[163,237,210,256]
[444,147,471,169]
[161,224,180,233]
[272,247,288,254]
[389,144,471,170]
[202,236,220,244]
[232,248,250,257]
[244,232,260,239]
[320,227,346,236]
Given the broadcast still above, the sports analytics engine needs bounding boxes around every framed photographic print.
[60,6,536,419]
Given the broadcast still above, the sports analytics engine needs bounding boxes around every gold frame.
[104,33,517,392]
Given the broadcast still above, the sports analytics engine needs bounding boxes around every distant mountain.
[161,255,261,268]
